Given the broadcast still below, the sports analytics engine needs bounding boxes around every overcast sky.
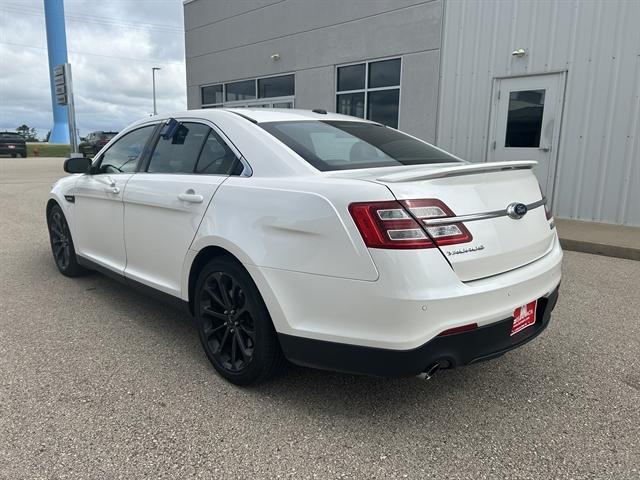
[0,0,186,139]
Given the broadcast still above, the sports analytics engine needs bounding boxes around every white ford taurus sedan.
[47,109,562,385]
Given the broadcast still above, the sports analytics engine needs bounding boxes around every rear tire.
[47,204,87,277]
[195,257,285,385]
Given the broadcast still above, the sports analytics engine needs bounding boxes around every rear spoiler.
[377,160,537,183]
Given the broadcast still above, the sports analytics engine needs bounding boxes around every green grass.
[26,143,70,157]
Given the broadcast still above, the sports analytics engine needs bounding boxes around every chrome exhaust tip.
[417,362,441,380]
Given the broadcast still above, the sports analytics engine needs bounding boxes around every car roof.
[135,108,375,126]
[222,108,373,124]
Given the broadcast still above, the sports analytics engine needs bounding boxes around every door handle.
[104,186,120,194]
[539,146,551,152]
[178,189,203,204]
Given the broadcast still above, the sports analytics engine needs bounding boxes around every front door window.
[97,125,155,174]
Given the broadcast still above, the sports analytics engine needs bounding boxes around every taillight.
[349,199,472,249]
[349,201,433,249]
[400,199,472,246]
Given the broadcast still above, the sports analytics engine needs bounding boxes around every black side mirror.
[63,157,92,174]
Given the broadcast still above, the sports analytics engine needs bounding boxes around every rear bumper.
[249,232,563,351]
[0,145,26,155]
[279,286,559,377]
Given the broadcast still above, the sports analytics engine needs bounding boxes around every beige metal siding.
[438,0,640,225]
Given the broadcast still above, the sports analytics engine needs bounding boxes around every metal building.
[184,0,640,226]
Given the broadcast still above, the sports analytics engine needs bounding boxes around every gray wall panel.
[294,66,335,112]
[186,0,432,59]
[184,0,443,173]
[399,50,440,142]
[184,0,282,31]
[185,1,441,88]
[438,0,640,225]
[186,85,200,110]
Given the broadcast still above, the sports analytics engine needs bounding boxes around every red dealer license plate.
[511,300,537,336]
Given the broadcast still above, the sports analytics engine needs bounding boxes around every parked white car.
[47,109,562,385]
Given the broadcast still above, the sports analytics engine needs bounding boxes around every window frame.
[141,118,252,177]
[200,72,296,109]
[335,57,402,128]
[91,123,160,175]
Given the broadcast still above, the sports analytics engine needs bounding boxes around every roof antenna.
[312,108,327,114]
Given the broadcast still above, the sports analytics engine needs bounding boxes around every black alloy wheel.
[47,205,86,277]
[195,257,284,385]
[50,208,70,270]
[201,271,255,372]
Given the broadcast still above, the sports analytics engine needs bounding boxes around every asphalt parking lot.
[1,157,639,479]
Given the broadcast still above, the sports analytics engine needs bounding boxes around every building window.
[201,74,295,109]
[225,80,256,102]
[258,74,294,98]
[336,58,401,128]
[201,84,223,106]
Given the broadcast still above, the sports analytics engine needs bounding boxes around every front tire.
[195,257,285,385]
[47,204,87,277]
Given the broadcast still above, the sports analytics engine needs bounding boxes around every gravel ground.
[1,157,639,479]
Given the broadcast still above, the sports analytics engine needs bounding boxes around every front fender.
[47,175,80,235]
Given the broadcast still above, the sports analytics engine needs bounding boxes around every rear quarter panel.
[190,176,394,281]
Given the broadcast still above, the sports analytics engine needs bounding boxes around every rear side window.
[147,122,210,174]
[195,129,239,174]
[260,120,461,171]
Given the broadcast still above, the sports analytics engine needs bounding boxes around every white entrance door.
[488,73,565,201]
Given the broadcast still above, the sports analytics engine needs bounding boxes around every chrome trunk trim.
[422,198,547,226]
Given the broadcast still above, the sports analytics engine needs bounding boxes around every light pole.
[152,67,161,115]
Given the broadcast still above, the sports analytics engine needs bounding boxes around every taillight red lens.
[349,201,434,249]
[349,199,472,249]
[399,199,472,246]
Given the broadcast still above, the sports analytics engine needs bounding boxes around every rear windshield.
[259,120,461,171]
[0,132,21,139]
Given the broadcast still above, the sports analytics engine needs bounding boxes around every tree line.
[11,124,49,142]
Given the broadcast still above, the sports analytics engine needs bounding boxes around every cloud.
[0,0,186,139]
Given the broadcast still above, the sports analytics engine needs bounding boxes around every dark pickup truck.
[0,132,27,158]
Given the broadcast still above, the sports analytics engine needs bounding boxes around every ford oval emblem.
[507,202,528,219]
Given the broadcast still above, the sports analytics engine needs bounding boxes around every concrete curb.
[555,218,640,261]
[559,238,640,261]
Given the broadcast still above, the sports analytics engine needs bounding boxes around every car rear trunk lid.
[337,161,555,281]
